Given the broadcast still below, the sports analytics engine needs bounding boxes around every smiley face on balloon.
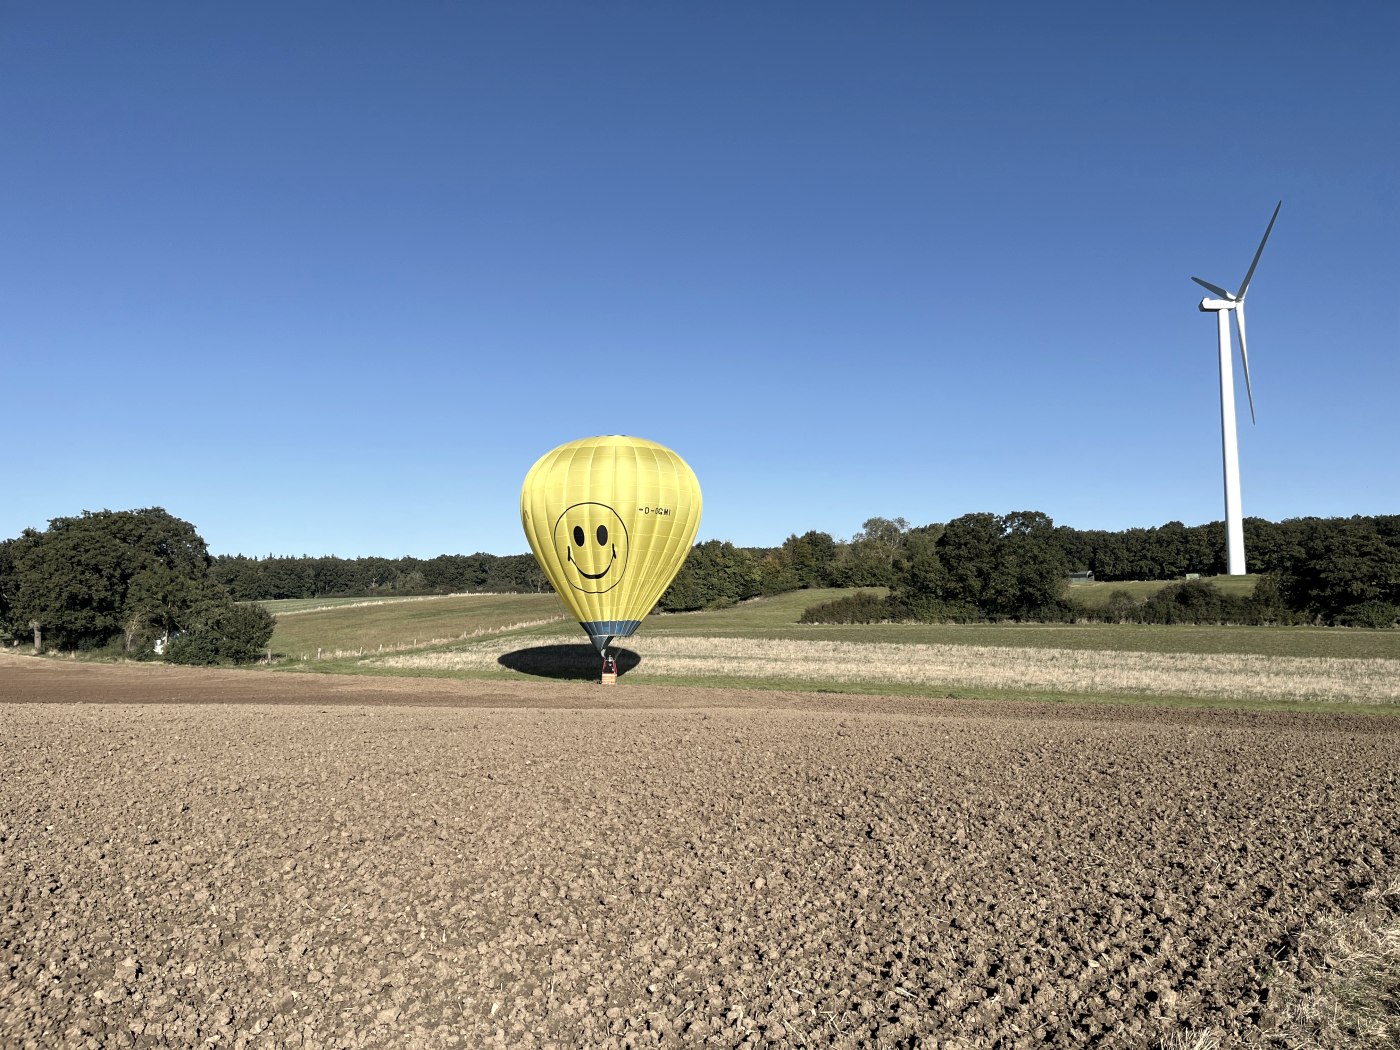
[552,503,629,593]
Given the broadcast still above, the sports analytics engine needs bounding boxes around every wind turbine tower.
[1191,201,1281,576]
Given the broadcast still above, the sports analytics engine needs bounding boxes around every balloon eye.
[596,525,609,546]
[572,526,585,547]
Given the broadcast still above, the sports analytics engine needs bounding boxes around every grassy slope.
[1066,574,1259,608]
[268,592,567,659]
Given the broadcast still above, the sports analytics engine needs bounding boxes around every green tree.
[166,599,276,665]
[1149,521,1191,579]
[1138,579,1228,624]
[936,512,1004,611]
[659,541,760,611]
[0,530,42,642]
[125,563,206,653]
[992,511,1072,615]
[756,551,799,595]
[842,517,909,586]
[1243,517,1297,576]
[781,531,840,589]
[888,528,947,619]
[14,508,213,650]
[209,555,272,601]
[890,512,1070,621]
[1280,521,1400,624]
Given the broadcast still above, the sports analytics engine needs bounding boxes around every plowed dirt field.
[2,654,1398,1048]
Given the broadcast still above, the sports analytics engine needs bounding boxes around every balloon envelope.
[520,435,702,652]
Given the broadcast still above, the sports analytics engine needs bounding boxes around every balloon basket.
[600,671,618,686]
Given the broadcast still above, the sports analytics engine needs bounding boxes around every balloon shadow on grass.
[497,644,641,681]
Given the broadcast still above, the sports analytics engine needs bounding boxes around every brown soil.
[2,653,1398,1048]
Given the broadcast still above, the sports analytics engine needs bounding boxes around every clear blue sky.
[4,2,1397,558]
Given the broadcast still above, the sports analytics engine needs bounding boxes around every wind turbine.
[1191,200,1281,576]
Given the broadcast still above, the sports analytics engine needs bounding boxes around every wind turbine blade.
[1192,276,1233,299]
[1237,200,1282,300]
[1235,303,1256,424]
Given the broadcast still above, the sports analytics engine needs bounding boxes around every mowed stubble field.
[2,593,1399,1049]
[272,590,1400,710]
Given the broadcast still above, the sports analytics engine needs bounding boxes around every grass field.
[265,588,1400,711]
[1066,573,1259,607]
[269,587,1400,661]
[258,595,445,614]
[645,588,1399,659]
[372,631,1400,707]
[260,592,537,616]
[266,592,566,659]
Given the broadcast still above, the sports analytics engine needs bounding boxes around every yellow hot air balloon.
[521,435,702,657]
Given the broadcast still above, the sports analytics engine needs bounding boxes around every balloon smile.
[569,545,616,580]
[548,503,629,595]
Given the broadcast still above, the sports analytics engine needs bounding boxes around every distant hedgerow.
[799,591,892,624]
[1337,601,1399,630]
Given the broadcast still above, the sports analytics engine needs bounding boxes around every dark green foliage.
[11,508,1400,649]
[9,508,213,651]
[210,602,277,661]
[756,552,800,596]
[0,531,41,642]
[1239,574,1300,626]
[127,564,205,641]
[163,631,225,666]
[1278,519,1400,624]
[798,591,892,624]
[1103,590,1142,624]
[1061,514,1400,594]
[1337,601,1400,629]
[658,541,760,612]
[1102,578,1299,627]
[888,529,949,620]
[0,508,292,657]
[208,551,546,601]
[1138,580,1233,624]
[935,512,1002,608]
[780,531,841,589]
[1242,516,1300,575]
[836,517,910,587]
[889,511,1071,622]
[1066,521,1223,581]
[166,600,276,665]
[883,596,987,623]
[995,511,1073,615]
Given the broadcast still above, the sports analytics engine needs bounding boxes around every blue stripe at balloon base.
[580,620,642,652]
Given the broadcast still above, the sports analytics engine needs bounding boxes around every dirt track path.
[2,654,1398,1048]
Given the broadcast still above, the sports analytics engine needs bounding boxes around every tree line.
[196,510,1400,626]
[208,551,548,601]
[4,509,1397,659]
[657,513,1400,627]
